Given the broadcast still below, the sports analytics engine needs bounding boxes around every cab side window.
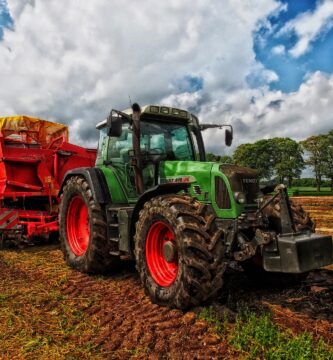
[171,126,194,160]
[107,122,133,163]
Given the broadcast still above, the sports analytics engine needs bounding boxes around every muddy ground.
[0,196,332,359]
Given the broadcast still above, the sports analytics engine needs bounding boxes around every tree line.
[206,129,333,191]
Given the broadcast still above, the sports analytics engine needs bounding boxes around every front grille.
[215,177,231,209]
[240,176,259,203]
[220,164,259,204]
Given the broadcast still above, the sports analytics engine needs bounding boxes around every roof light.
[161,107,169,114]
[150,106,159,113]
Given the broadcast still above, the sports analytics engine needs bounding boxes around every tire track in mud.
[60,196,333,358]
[61,267,237,359]
[221,266,333,345]
[62,263,333,357]
[2,196,332,358]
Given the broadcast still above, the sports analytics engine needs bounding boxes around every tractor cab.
[96,104,232,198]
[97,106,198,195]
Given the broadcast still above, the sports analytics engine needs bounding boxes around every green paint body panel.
[99,165,128,203]
[99,160,248,219]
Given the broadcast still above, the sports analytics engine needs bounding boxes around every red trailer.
[0,116,96,245]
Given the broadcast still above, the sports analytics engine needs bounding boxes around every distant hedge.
[288,187,333,196]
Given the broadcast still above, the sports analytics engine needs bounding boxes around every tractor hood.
[157,161,260,219]
[158,161,214,201]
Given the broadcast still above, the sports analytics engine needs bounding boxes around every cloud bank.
[0,0,332,154]
[279,0,333,58]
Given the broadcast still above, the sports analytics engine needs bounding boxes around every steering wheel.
[148,148,164,154]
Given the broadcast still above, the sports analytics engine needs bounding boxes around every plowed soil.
[0,196,332,359]
[292,196,333,236]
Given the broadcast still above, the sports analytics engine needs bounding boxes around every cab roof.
[96,105,196,129]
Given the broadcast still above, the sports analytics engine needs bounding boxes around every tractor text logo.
[242,178,258,184]
[160,176,196,184]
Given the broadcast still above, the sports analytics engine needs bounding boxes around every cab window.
[107,120,195,163]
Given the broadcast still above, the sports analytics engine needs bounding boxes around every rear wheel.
[59,176,119,273]
[134,195,226,309]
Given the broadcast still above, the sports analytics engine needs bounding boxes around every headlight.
[255,191,264,203]
[234,192,246,204]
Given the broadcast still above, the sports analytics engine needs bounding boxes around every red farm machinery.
[0,116,96,246]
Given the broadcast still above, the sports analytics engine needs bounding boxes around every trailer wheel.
[59,176,119,273]
[134,195,226,309]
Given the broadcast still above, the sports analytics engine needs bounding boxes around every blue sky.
[0,0,332,157]
[253,0,333,92]
[0,1,12,40]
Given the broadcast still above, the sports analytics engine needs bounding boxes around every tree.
[205,153,233,163]
[321,130,333,191]
[206,152,218,162]
[233,140,275,180]
[301,135,327,192]
[218,155,233,164]
[233,138,304,184]
[271,138,304,186]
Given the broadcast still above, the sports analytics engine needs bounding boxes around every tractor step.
[106,207,134,256]
[110,251,120,256]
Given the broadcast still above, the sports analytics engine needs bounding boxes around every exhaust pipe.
[132,103,144,194]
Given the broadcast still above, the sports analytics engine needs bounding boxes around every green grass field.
[288,187,333,196]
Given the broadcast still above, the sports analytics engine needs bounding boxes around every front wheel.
[134,195,226,309]
[59,176,119,273]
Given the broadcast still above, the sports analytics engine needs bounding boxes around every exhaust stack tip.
[132,103,141,113]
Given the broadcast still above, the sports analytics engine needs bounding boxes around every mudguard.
[59,167,111,205]
[130,182,190,238]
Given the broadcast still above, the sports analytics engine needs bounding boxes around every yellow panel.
[0,115,68,147]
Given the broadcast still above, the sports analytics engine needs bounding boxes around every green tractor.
[59,104,333,309]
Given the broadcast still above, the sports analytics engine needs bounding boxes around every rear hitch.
[261,184,333,273]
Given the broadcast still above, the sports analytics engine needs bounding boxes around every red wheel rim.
[66,196,90,256]
[146,221,178,287]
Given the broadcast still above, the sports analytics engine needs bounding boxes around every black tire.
[263,196,315,233]
[134,195,226,309]
[59,176,119,273]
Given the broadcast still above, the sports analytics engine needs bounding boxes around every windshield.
[107,120,195,163]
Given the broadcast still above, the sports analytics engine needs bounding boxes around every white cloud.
[272,44,285,55]
[1,0,332,157]
[0,0,279,144]
[279,0,333,58]
[163,71,333,155]
[6,0,34,19]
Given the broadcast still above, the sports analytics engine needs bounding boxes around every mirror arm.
[110,109,132,124]
[200,124,233,133]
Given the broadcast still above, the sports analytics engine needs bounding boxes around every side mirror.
[225,128,233,146]
[107,110,123,137]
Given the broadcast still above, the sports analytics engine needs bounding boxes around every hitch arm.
[276,184,296,234]
[257,184,296,234]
